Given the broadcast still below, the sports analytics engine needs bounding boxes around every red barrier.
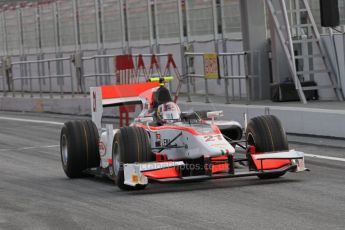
[136,54,148,81]
[114,53,182,127]
[148,54,162,78]
[115,55,135,84]
[115,55,137,127]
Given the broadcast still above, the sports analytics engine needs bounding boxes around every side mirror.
[207,111,224,119]
[207,111,224,124]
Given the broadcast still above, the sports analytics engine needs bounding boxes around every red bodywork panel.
[211,156,227,161]
[212,163,229,174]
[142,165,229,179]
[143,156,230,179]
[135,158,291,180]
[101,82,159,100]
[143,168,180,179]
[211,156,229,174]
[249,146,292,170]
[100,82,159,127]
[252,158,291,170]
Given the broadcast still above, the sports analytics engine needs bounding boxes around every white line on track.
[0,116,64,125]
[304,153,345,162]
[0,145,60,152]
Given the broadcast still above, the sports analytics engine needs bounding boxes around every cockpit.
[156,102,181,124]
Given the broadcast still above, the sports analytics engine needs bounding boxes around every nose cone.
[208,141,235,156]
[198,135,235,157]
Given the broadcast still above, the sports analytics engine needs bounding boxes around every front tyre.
[246,115,289,179]
[112,126,153,190]
[60,120,100,178]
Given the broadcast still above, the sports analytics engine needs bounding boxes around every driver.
[156,102,181,125]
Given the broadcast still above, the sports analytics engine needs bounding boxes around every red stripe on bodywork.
[135,123,221,136]
[212,163,229,174]
[101,82,159,99]
[155,154,162,161]
[211,156,228,161]
[143,167,179,179]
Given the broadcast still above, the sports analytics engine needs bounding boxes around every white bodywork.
[99,125,117,168]
[146,127,235,160]
[123,161,184,186]
[98,123,235,167]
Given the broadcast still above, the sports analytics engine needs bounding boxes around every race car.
[60,77,307,190]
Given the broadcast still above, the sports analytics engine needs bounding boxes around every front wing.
[123,150,308,187]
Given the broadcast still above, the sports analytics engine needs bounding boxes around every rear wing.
[91,82,160,130]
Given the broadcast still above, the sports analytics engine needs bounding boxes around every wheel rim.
[61,134,68,166]
[113,142,121,176]
[247,132,256,147]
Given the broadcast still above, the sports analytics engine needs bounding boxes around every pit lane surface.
[0,112,344,230]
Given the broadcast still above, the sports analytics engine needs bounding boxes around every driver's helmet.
[157,102,181,123]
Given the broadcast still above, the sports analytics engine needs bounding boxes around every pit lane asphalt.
[0,112,344,230]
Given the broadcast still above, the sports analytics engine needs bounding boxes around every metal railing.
[80,54,115,95]
[0,74,5,95]
[0,61,4,95]
[7,56,74,98]
[1,58,13,95]
[1,51,257,104]
[184,51,258,104]
[79,53,183,95]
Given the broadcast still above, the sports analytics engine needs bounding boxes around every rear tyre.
[60,120,100,178]
[112,126,152,190]
[245,115,289,179]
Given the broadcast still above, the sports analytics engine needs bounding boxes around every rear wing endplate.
[91,82,159,130]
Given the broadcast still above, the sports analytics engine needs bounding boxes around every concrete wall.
[1,96,345,138]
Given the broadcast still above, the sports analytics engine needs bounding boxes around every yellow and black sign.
[204,53,219,79]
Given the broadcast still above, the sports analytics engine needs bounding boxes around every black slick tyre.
[112,126,152,190]
[60,120,100,178]
[245,115,289,179]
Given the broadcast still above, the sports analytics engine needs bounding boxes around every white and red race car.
[60,77,307,190]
